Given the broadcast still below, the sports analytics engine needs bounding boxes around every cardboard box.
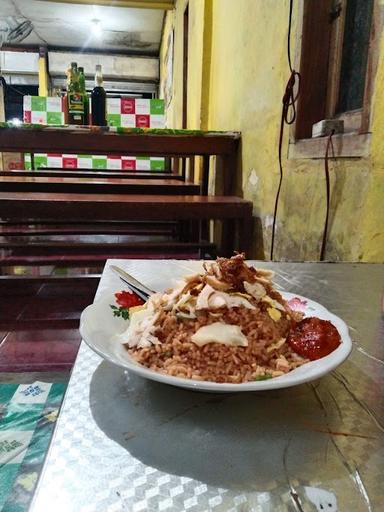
[24,153,166,171]
[22,96,166,170]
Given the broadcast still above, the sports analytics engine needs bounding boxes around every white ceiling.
[0,0,164,54]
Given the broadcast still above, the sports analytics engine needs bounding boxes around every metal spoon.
[110,265,155,302]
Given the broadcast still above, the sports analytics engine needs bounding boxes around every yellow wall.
[160,0,384,262]
[159,0,205,129]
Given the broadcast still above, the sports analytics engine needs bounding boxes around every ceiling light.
[91,19,102,38]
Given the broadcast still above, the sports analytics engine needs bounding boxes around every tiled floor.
[0,276,98,373]
[0,329,82,372]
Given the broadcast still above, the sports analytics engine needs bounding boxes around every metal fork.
[110,265,155,302]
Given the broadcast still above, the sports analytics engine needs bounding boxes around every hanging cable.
[270,0,301,260]
[320,130,335,261]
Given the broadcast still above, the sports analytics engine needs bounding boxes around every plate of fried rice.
[80,256,352,392]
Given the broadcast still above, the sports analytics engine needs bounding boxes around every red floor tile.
[37,281,97,298]
[20,297,92,321]
[0,275,97,372]
[0,332,7,346]
[0,298,30,322]
[0,329,82,372]
[1,281,42,297]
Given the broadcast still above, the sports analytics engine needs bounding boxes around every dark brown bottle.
[91,65,106,126]
[78,66,89,125]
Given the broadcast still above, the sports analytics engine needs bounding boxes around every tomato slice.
[288,317,341,360]
[115,290,145,309]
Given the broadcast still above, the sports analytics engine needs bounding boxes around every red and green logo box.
[24,154,165,171]
[23,96,166,171]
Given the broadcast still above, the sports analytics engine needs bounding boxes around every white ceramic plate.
[80,291,352,392]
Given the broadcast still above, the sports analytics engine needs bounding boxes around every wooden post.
[189,156,195,183]
[216,151,237,196]
[173,157,180,177]
[38,46,49,97]
[201,155,210,195]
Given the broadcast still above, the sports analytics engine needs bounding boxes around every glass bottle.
[91,64,107,126]
[78,66,89,125]
[67,61,85,125]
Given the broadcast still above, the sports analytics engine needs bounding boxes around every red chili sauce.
[288,317,341,360]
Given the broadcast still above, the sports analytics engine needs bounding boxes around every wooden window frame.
[289,0,381,159]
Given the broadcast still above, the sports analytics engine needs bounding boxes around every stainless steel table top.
[30,260,384,512]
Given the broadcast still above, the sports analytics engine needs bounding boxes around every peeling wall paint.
[160,0,384,262]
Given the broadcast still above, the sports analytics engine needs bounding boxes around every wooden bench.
[0,241,217,266]
[0,221,178,237]
[0,251,214,268]
[0,127,240,195]
[0,176,200,195]
[0,170,185,180]
[0,191,251,220]
[0,192,252,257]
[0,127,246,266]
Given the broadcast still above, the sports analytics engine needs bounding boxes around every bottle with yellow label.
[66,62,85,125]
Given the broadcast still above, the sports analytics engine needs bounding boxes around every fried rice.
[121,254,308,383]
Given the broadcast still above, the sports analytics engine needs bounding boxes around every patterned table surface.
[0,381,66,512]
[30,260,384,512]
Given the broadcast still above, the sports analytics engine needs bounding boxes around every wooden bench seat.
[0,274,100,288]
[0,221,178,237]
[0,192,252,256]
[1,170,183,180]
[0,176,199,195]
[0,192,251,220]
[0,241,216,257]
[0,249,216,271]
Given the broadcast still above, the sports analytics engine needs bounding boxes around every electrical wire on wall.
[320,130,335,261]
[270,0,300,261]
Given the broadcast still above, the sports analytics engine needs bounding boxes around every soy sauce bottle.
[91,65,107,126]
